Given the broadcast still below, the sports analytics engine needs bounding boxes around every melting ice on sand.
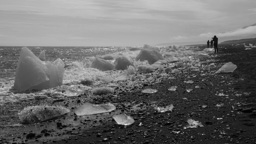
[184,119,204,129]
[215,62,237,74]
[74,103,116,116]
[113,114,135,126]
[141,88,158,94]
[154,104,174,113]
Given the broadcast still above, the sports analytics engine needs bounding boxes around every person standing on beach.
[207,40,210,48]
[213,35,218,53]
[210,40,213,48]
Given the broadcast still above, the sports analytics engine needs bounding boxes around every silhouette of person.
[210,40,213,48]
[212,35,218,54]
[207,40,210,48]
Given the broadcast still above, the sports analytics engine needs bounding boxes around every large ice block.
[31,59,65,90]
[38,50,46,61]
[91,57,114,71]
[136,49,163,64]
[14,47,49,92]
[14,47,65,92]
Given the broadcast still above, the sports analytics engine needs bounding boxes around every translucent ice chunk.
[113,114,135,126]
[14,47,65,92]
[141,88,158,94]
[74,103,116,116]
[215,62,237,74]
[14,47,49,92]
[31,59,65,90]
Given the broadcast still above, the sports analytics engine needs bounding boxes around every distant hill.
[220,38,256,45]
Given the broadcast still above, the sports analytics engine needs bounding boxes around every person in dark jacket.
[207,40,210,48]
[212,35,218,53]
[210,40,213,48]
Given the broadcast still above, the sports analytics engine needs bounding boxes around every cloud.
[249,8,256,13]
[0,0,221,21]
[172,35,187,41]
[199,32,214,38]
[200,25,256,38]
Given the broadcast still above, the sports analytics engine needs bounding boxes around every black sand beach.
[1,45,256,144]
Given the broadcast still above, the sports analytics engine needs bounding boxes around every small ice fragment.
[172,130,180,134]
[184,119,204,129]
[243,92,251,96]
[217,93,227,97]
[141,88,158,94]
[184,80,194,84]
[154,104,174,113]
[74,103,116,116]
[202,105,207,108]
[216,103,224,108]
[168,77,176,80]
[186,89,193,93]
[168,86,177,91]
[235,94,242,97]
[113,114,135,126]
[195,85,200,89]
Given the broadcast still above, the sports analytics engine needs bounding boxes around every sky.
[0,0,256,46]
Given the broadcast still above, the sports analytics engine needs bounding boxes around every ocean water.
[0,46,124,79]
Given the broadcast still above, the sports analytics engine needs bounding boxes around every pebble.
[26,133,36,139]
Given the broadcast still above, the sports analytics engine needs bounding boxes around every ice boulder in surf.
[91,57,114,71]
[13,47,65,92]
[136,49,163,64]
[114,56,133,70]
[38,50,46,61]
[32,58,65,90]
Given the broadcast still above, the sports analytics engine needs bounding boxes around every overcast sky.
[0,0,256,46]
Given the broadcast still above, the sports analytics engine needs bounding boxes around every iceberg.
[13,47,64,92]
